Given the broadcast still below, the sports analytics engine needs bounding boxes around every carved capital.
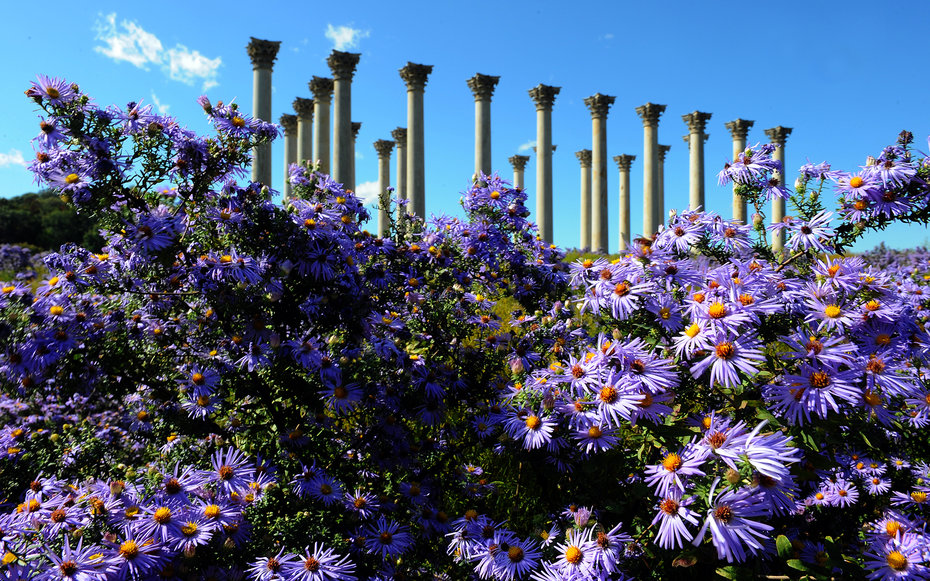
[374,139,395,158]
[528,84,560,111]
[682,111,712,134]
[725,118,754,141]
[292,97,314,120]
[247,37,281,70]
[351,122,362,139]
[327,51,361,81]
[391,127,407,146]
[658,144,671,162]
[614,154,636,172]
[764,126,793,145]
[575,149,592,168]
[279,114,298,135]
[509,155,530,171]
[308,77,334,102]
[635,103,666,127]
[467,73,500,101]
[399,63,433,91]
[584,93,616,119]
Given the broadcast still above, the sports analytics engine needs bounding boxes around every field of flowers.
[1,76,929,580]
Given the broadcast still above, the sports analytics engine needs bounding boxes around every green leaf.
[787,558,810,572]
[776,534,793,558]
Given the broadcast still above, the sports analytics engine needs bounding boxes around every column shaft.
[643,124,658,235]
[577,150,592,251]
[509,155,529,190]
[328,51,360,189]
[766,126,792,252]
[392,128,407,222]
[252,67,273,185]
[658,145,670,229]
[400,64,432,219]
[591,116,608,253]
[689,133,703,209]
[293,97,314,165]
[309,77,334,175]
[614,155,635,252]
[374,140,394,237]
[475,98,491,177]
[537,109,553,241]
[726,119,754,223]
[280,114,298,200]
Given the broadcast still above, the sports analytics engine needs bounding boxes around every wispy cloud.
[150,92,170,115]
[325,24,370,51]
[355,180,381,207]
[94,13,221,91]
[517,140,536,153]
[602,33,614,40]
[0,149,27,168]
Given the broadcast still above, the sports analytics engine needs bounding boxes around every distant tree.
[0,190,102,250]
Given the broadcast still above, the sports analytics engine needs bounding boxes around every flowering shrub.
[0,76,928,580]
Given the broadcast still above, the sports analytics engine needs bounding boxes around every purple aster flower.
[693,480,773,563]
[28,75,78,105]
[42,537,106,581]
[553,527,599,577]
[689,329,764,390]
[209,447,255,496]
[344,489,380,520]
[644,446,706,497]
[785,211,835,253]
[505,407,556,450]
[364,516,413,560]
[248,548,300,581]
[651,491,700,549]
[863,533,929,580]
[284,543,357,581]
[103,534,165,580]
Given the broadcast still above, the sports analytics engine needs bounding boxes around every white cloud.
[150,92,170,115]
[325,24,369,51]
[355,180,381,207]
[0,149,26,168]
[94,13,221,91]
[165,45,220,90]
[603,33,614,40]
[355,151,364,160]
[517,140,536,153]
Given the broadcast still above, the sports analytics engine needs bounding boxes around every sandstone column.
[725,118,754,222]
[309,77,334,175]
[509,155,530,189]
[576,149,592,251]
[246,37,281,188]
[467,74,500,179]
[658,144,671,229]
[350,122,361,192]
[374,139,395,237]
[328,51,361,189]
[636,103,666,237]
[280,114,298,200]
[765,125,792,252]
[293,97,314,165]
[614,154,635,252]
[585,94,615,254]
[392,127,407,221]
[682,111,712,211]
[399,63,433,218]
[528,84,560,242]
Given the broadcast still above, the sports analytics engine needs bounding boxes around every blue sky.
[2,0,928,253]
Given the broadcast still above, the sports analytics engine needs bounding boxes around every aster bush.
[0,76,929,580]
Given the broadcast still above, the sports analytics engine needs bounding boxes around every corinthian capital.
[351,122,362,139]
[584,93,616,119]
[528,84,560,111]
[308,77,334,102]
[391,127,407,146]
[467,73,500,101]
[399,63,433,91]
[764,126,793,145]
[682,111,712,134]
[246,37,281,70]
[279,114,298,135]
[725,119,754,141]
[575,149,592,168]
[635,103,666,127]
[327,51,361,81]
[374,139,395,158]
[292,97,314,120]
[659,144,671,162]
[613,154,636,172]
[509,155,530,171]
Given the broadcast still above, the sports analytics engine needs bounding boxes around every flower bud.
[510,358,524,375]
[725,468,741,484]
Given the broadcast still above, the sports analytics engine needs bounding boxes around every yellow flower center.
[231,116,245,128]
[708,302,727,319]
[911,491,927,503]
[824,305,842,319]
[49,305,64,316]
[662,453,683,472]
[588,426,602,439]
[886,520,902,537]
[153,507,172,524]
[525,415,541,430]
[64,173,80,185]
[685,323,700,338]
[809,371,831,388]
[564,545,583,565]
[490,191,501,200]
[849,176,864,188]
[204,504,220,519]
[886,551,908,571]
[715,342,735,360]
[182,521,198,536]
[659,307,671,319]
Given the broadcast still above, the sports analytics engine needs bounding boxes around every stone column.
[280,114,298,201]
[399,63,433,219]
[328,51,361,188]
[636,103,666,237]
[528,84,560,242]
[467,74,500,179]
[725,118,754,222]
[576,150,592,251]
[309,77,334,175]
[246,37,281,188]
[392,127,407,221]
[293,97,314,165]
[765,126,792,252]
[374,139,395,237]
[509,155,529,189]
[658,144,671,229]
[585,94,615,254]
[682,111,712,211]
[614,155,635,252]
[350,122,361,192]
